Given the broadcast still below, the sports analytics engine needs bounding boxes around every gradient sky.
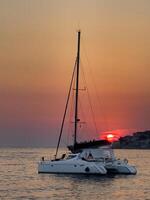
[0,0,150,147]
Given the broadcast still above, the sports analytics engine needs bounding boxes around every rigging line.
[66,80,75,146]
[80,60,98,135]
[55,59,77,159]
[81,37,109,131]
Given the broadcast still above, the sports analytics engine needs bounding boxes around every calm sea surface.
[0,148,149,200]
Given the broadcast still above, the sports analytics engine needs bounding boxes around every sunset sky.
[0,0,150,147]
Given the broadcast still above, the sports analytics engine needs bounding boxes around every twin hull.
[105,163,137,174]
[38,148,137,175]
[38,160,107,175]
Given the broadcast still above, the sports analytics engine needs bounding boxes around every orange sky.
[0,0,150,146]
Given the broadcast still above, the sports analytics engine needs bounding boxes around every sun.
[106,134,114,142]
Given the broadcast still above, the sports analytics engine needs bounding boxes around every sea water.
[0,148,149,200]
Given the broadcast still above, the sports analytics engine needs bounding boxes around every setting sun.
[106,134,114,142]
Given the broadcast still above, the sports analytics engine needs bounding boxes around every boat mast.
[74,31,81,146]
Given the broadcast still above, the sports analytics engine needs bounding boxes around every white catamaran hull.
[105,161,137,175]
[38,159,107,175]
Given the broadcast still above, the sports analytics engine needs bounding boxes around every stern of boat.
[105,159,137,175]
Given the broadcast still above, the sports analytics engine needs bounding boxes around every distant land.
[113,130,150,149]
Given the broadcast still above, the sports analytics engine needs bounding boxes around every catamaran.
[38,31,137,175]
